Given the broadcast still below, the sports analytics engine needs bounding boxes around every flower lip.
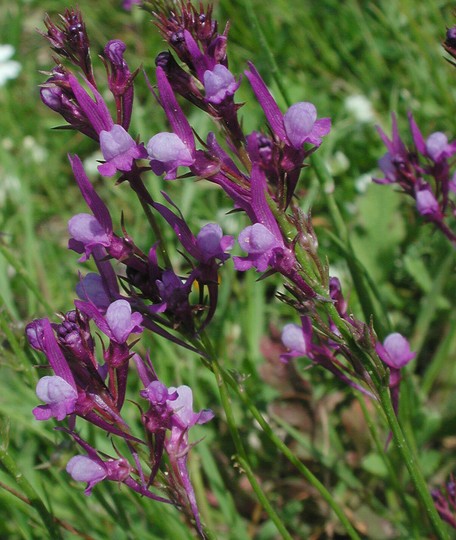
[146,132,194,178]
[238,223,280,254]
[203,64,239,104]
[376,332,416,370]
[283,102,317,148]
[282,323,307,355]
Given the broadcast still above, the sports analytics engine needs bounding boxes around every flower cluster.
[32,2,425,537]
[375,112,456,245]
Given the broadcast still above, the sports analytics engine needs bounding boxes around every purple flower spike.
[203,64,240,104]
[147,132,194,179]
[98,124,147,177]
[105,299,143,344]
[234,223,282,272]
[33,375,78,421]
[376,333,416,370]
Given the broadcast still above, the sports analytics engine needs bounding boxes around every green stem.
[136,195,172,268]
[378,386,449,539]
[222,368,361,540]
[357,396,420,538]
[209,357,293,540]
[311,153,389,339]
[0,445,63,539]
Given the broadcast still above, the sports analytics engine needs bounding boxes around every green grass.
[1,0,456,538]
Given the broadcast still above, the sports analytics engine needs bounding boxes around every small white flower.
[0,44,21,87]
[345,94,375,123]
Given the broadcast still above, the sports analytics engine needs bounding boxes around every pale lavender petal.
[376,333,416,369]
[281,323,307,355]
[416,188,440,217]
[168,385,195,426]
[66,455,106,485]
[34,375,78,421]
[203,65,240,104]
[68,214,110,246]
[196,223,233,261]
[105,299,143,343]
[147,132,194,178]
[238,223,280,254]
[98,124,146,176]
[426,132,448,162]
[283,102,317,148]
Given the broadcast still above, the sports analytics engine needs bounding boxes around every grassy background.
[1,0,456,538]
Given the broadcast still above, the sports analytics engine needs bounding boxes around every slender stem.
[311,153,389,338]
[378,386,449,539]
[208,353,293,539]
[221,367,361,540]
[0,446,63,540]
[136,195,172,268]
[357,396,420,538]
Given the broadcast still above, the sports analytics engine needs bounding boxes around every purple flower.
[234,223,283,272]
[196,223,234,262]
[166,385,214,463]
[136,352,213,532]
[77,299,143,345]
[146,132,194,179]
[375,333,416,371]
[102,40,135,129]
[75,273,111,311]
[105,299,143,343]
[98,124,147,177]
[66,455,107,494]
[68,213,111,261]
[245,63,330,150]
[425,132,456,163]
[66,454,132,495]
[281,323,309,362]
[203,64,240,104]
[283,102,330,148]
[33,375,78,421]
[415,186,440,218]
[280,317,375,398]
